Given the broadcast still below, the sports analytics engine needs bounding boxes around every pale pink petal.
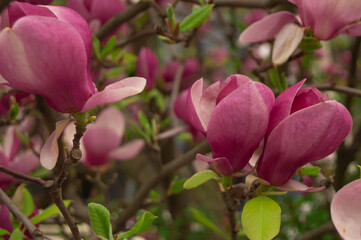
[187,79,207,133]
[92,106,125,138]
[275,179,325,192]
[344,22,361,37]
[331,178,361,240]
[81,77,146,112]
[11,151,39,175]
[272,23,304,66]
[3,127,20,161]
[239,11,297,43]
[257,101,352,186]
[199,81,224,129]
[108,139,145,161]
[40,116,71,169]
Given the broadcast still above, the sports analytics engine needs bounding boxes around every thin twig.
[0,0,13,14]
[309,84,361,98]
[113,141,211,231]
[300,221,336,240]
[116,29,157,48]
[0,165,48,187]
[0,188,44,240]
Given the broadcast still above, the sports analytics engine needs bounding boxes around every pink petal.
[187,79,207,133]
[272,23,304,66]
[67,0,92,21]
[81,77,146,112]
[92,106,125,138]
[331,178,361,240]
[11,150,39,175]
[0,16,91,113]
[136,48,159,90]
[196,154,234,175]
[257,101,352,186]
[275,179,325,192]
[3,127,21,161]
[40,116,71,169]
[290,87,324,114]
[207,82,271,173]
[239,11,297,43]
[108,139,145,161]
[344,22,361,37]
[174,89,190,124]
[91,0,125,24]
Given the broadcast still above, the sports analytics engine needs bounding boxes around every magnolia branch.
[312,84,361,98]
[0,0,13,14]
[113,141,211,231]
[0,188,44,240]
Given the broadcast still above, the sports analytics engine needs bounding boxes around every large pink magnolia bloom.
[0,2,145,113]
[187,74,274,175]
[136,48,159,90]
[64,107,144,166]
[331,178,361,240]
[239,0,361,65]
[257,80,352,187]
[0,127,39,188]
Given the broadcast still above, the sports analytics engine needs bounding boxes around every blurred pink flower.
[242,9,267,26]
[137,48,159,90]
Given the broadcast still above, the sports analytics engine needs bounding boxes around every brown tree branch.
[0,0,13,14]
[113,141,211,231]
[0,165,48,187]
[96,2,151,41]
[300,221,337,240]
[0,188,44,240]
[308,84,361,98]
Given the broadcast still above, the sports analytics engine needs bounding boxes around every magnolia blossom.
[163,58,200,84]
[239,0,361,65]
[136,48,159,90]
[331,178,361,240]
[256,80,352,187]
[0,127,39,188]
[17,0,52,4]
[187,74,274,175]
[64,107,144,167]
[0,2,146,114]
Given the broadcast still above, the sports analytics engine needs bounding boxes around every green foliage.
[179,5,214,31]
[30,200,71,224]
[88,203,113,240]
[0,228,10,237]
[301,166,321,177]
[117,212,157,240]
[92,35,101,60]
[167,176,187,195]
[167,5,177,30]
[190,208,228,240]
[242,196,281,240]
[299,36,322,54]
[100,36,117,58]
[183,170,217,189]
[269,67,286,92]
[9,229,23,240]
[13,185,34,217]
[9,103,19,121]
[15,130,29,146]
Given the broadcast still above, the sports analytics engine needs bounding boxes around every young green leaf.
[30,200,71,224]
[167,177,187,195]
[92,35,101,60]
[300,166,321,177]
[88,203,113,240]
[138,111,153,136]
[100,36,117,57]
[299,36,322,53]
[183,170,217,189]
[167,5,176,30]
[268,67,283,92]
[9,103,19,121]
[9,229,23,240]
[13,185,34,217]
[242,196,281,240]
[190,208,228,240]
[179,5,214,31]
[117,212,157,240]
[0,228,10,237]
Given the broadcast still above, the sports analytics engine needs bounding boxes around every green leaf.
[0,228,10,236]
[139,111,153,136]
[13,185,34,217]
[242,196,281,240]
[131,121,151,144]
[100,36,117,57]
[117,211,157,240]
[190,208,228,240]
[9,103,19,121]
[30,200,71,224]
[300,166,321,177]
[15,130,29,146]
[9,229,23,240]
[299,36,322,53]
[183,170,217,189]
[167,177,187,195]
[167,5,176,29]
[179,5,214,31]
[88,203,113,240]
[268,67,283,92]
[92,35,101,60]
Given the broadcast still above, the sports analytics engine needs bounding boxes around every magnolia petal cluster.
[187,74,274,175]
[64,107,144,167]
[239,0,361,65]
[331,178,361,240]
[0,2,146,113]
[256,80,352,186]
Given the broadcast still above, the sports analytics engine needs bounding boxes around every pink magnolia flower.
[187,74,274,175]
[0,127,39,189]
[136,48,159,90]
[256,80,352,187]
[0,2,146,114]
[239,0,361,65]
[331,178,361,240]
[17,0,52,4]
[163,58,199,83]
[64,106,144,167]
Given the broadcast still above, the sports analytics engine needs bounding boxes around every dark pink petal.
[0,16,91,113]
[266,80,305,137]
[0,205,13,234]
[196,154,234,175]
[174,89,190,124]
[136,48,159,90]
[3,127,21,161]
[239,11,297,43]
[331,178,361,240]
[290,87,324,114]
[207,82,271,173]
[216,74,250,104]
[81,77,146,112]
[11,151,39,176]
[91,0,125,24]
[17,0,53,4]
[344,22,361,37]
[108,139,145,161]
[67,0,92,21]
[40,116,71,169]
[257,101,352,186]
